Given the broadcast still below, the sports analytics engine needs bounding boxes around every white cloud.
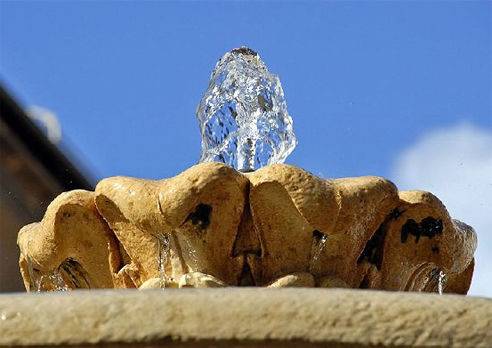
[26,105,62,144]
[391,122,492,298]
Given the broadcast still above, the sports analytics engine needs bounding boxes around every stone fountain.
[2,47,490,348]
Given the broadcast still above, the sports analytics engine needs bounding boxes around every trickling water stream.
[309,233,328,273]
[156,233,171,289]
[25,254,38,291]
[25,251,69,292]
[37,272,68,292]
[438,270,446,295]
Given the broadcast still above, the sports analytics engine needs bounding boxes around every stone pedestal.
[1,289,491,348]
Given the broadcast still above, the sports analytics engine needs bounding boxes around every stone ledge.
[0,289,491,348]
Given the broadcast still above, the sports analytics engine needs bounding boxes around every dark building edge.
[0,82,94,191]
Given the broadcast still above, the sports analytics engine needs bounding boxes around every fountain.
[2,47,490,348]
[16,47,477,293]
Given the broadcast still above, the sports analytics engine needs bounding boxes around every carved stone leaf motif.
[18,163,477,294]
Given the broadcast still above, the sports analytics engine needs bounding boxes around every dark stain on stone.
[357,225,385,270]
[359,271,371,289]
[60,259,91,289]
[232,201,262,257]
[313,230,325,241]
[401,217,443,243]
[186,204,212,230]
[390,208,405,219]
[238,261,256,286]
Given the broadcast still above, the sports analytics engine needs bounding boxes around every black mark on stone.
[313,230,325,241]
[401,217,443,243]
[390,208,405,219]
[238,262,256,286]
[359,271,371,289]
[357,226,385,270]
[186,204,212,230]
[61,259,91,289]
[401,219,419,243]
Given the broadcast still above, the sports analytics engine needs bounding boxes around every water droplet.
[197,46,297,171]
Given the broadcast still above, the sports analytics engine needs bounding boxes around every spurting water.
[197,47,297,172]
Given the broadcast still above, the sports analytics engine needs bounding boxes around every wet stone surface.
[401,217,443,243]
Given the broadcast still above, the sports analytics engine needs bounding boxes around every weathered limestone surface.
[0,289,491,348]
[18,163,477,293]
[17,190,122,290]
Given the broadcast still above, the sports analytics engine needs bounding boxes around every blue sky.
[1,1,491,296]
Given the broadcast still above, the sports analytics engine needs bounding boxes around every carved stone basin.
[17,162,477,293]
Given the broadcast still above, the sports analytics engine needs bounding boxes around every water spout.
[197,47,297,171]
